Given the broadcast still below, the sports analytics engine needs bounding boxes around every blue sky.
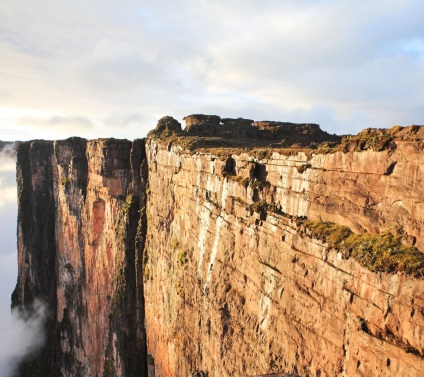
[0,0,423,141]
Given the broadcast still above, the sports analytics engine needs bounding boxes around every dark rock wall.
[13,138,148,377]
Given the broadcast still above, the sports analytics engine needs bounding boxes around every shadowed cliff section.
[12,140,61,376]
[13,138,148,377]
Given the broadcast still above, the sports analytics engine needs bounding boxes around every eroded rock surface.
[143,127,424,376]
[13,116,424,377]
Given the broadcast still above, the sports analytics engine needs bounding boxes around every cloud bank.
[0,0,423,139]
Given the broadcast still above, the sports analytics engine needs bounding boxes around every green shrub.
[296,163,311,174]
[247,200,269,213]
[178,249,188,266]
[171,238,180,250]
[147,354,155,366]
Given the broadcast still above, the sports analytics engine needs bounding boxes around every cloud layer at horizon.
[0,0,423,140]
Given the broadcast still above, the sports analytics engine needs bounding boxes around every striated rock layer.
[143,129,424,377]
[13,118,424,377]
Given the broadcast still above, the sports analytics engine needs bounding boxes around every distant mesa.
[183,114,257,138]
[153,114,341,148]
[184,114,221,131]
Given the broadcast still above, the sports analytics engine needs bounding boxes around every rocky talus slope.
[13,116,424,377]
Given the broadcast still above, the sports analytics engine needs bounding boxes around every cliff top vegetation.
[149,115,424,158]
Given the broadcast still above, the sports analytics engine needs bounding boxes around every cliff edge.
[13,116,424,376]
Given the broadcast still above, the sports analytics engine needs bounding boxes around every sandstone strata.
[143,127,424,376]
[13,116,424,377]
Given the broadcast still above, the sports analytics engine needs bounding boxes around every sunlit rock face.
[13,117,424,377]
[143,130,424,377]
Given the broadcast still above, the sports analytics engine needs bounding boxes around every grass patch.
[147,354,155,366]
[149,124,423,161]
[250,180,271,190]
[59,177,71,190]
[103,357,117,377]
[148,134,338,159]
[176,281,185,298]
[171,238,180,250]
[178,249,188,266]
[303,219,424,278]
[339,130,395,152]
[252,148,273,160]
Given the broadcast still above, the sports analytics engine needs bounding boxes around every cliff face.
[143,134,424,377]
[13,118,424,377]
[13,138,148,377]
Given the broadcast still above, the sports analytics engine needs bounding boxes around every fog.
[0,302,46,377]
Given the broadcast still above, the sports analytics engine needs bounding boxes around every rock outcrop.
[180,114,340,146]
[13,116,424,377]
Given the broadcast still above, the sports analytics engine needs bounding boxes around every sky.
[0,0,423,141]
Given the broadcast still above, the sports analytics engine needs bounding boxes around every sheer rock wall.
[143,136,424,377]
[13,120,424,377]
[14,138,148,377]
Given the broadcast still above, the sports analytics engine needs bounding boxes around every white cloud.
[17,114,93,130]
[0,184,16,208]
[0,143,17,257]
[401,38,424,59]
[0,0,424,138]
[0,301,46,377]
[0,1,423,136]
[0,143,16,169]
[2,3,400,152]
[104,111,149,128]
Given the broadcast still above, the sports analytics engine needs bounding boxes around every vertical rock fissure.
[104,139,149,377]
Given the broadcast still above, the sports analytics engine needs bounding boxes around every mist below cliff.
[0,302,46,377]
